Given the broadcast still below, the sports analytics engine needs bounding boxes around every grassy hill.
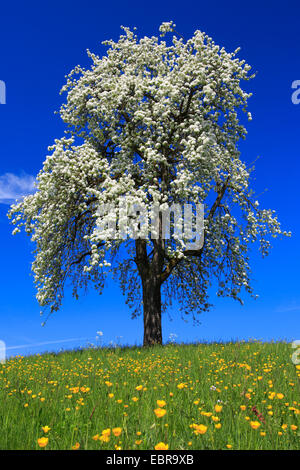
[0,341,299,450]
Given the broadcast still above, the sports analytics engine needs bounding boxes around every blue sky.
[0,0,299,357]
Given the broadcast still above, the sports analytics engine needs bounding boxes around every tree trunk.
[142,277,162,346]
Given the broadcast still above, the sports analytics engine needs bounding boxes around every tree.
[8,21,290,346]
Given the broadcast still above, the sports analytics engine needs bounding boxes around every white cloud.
[0,172,36,204]
[275,301,300,313]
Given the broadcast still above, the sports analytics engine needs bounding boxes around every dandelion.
[212,416,220,422]
[201,411,212,417]
[168,333,178,344]
[155,442,169,450]
[157,400,166,407]
[37,437,49,448]
[42,426,51,433]
[214,404,222,413]
[177,383,186,389]
[112,428,122,437]
[193,424,208,435]
[250,421,261,430]
[154,408,167,418]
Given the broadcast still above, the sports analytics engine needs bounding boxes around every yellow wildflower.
[193,424,208,435]
[112,428,122,437]
[155,442,169,450]
[250,421,261,430]
[42,426,51,433]
[154,408,167,418]
[157,400,166,408]
[177,383,186,389]
[37,437,49,448]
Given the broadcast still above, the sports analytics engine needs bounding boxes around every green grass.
[0,341,299,450]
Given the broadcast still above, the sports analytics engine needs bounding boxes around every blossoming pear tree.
[8,21,290,346]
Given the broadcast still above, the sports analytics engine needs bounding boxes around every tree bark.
[135,238,164,347]
[142,276,162,346]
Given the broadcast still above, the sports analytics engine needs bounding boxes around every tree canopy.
[8,21,290,344]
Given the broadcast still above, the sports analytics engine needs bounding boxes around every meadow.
[0,341,299,450]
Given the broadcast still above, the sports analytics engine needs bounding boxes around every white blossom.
[7,22,290,322]
[159,21,176,37]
